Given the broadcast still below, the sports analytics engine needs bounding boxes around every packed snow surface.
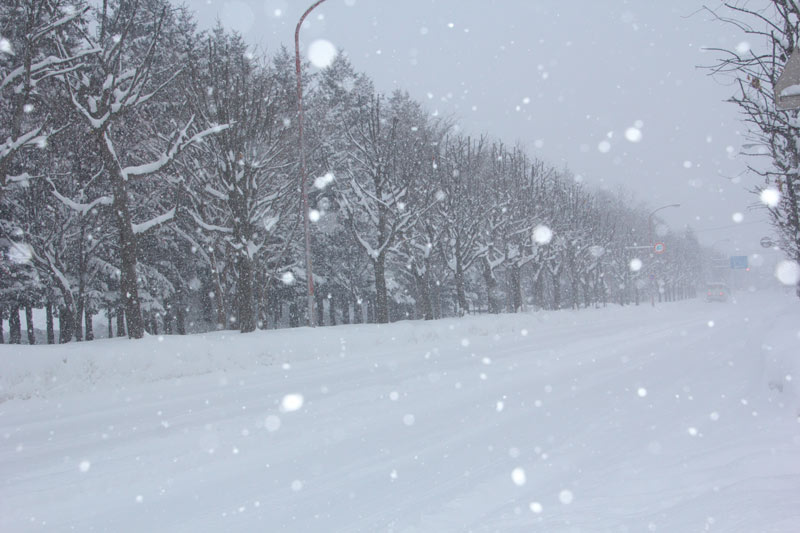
[2,291,799,532]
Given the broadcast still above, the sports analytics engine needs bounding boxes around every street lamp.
[647,203,680,306]
[295,0,328,327]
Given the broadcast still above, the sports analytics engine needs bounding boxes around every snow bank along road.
[2,291,799,532]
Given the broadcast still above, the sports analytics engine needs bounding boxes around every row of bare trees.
[705,1,800,297]
[1,0,707,343]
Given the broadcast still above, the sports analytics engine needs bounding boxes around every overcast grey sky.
[184,0,771,256]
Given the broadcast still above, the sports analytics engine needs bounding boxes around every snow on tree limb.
[121,120,229,180]
[132,208,176,235]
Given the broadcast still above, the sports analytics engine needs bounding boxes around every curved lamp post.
[647,203,680,306]
[295,0,328,327]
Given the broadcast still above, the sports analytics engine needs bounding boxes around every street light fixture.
[295,0,328,327]
[647,203,680,306]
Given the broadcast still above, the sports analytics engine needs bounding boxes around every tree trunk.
[116,306,126,337]
[25,305,35,344]
[74,296,84,342]
[510,264,522,313]
[85,307,94,341]
[415,272,434,320]
[328,292,337,326]
[176,298,186,335]
[9,305,21,344]
[59,305,75,344]
[374,255,389,323]
[455,256,468,315]
[483,259,499,314]
[552,271,561,310]
[0,314,4,343]
[46,303,55,344]
[315,289,325,327]
[107,306,113,339]
[289,301,300,328]
[237,253,256,333]
[110,171,144,339]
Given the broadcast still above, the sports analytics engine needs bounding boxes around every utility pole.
[295,0,328,327]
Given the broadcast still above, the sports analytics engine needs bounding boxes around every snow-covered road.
[2,291,799,532]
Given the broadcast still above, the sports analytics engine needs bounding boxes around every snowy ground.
[1,291,799,532]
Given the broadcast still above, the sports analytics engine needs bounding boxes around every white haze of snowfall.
[2,290,800,532]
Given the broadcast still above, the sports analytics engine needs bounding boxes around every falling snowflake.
[314,172,334,189]
[559,489,574,504]
[281,271,295,285]
[775,260,800,285]
[629,258,643,272]
[533,225,553,244]
[624,127,642,143]
[760,188,780,207]
[264,415,281,432]
[281,394,304,412]
[511,467,526,486]
[308,39,337,68]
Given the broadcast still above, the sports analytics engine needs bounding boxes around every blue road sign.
[730,256,748,269]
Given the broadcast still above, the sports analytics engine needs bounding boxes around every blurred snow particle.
[732,212,744,223]
[0,37,13,55]
[345,0,356,6]
[460,338,470,347]
[280,394,304,412]
[403,414,415,426]
[760,188,780,207]
[511,467,526,486]
[589,245,605,258]
[308,39,337,68]
[135,495,143,503]
[735,41,750,54]
[629,258,643,272]
[79,460,91,472]
[389,391,399,401]
[291,480,303,491]
[420,26,429,35]
[390,469,398,479]
[309,209,320,222]
[775,260,800,285]
[264,415,281,432]
[707,320,715,328]
[23,103,34,113]
[496,401,504,412]
[534,139,544,148]
[529,501,543,514]
[624,127,642,143]
[597,140,611,153]
[683,160,693,169]
[688,427,698,436]
[521,329,528,336]
[709,411,720,421]
[280,271,295,285]
[314,172,334,189]
[637,387,647,397]
[558,489,574,504]
[533,225,553,244]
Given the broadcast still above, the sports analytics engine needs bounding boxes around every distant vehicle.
[705,282,730,302]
